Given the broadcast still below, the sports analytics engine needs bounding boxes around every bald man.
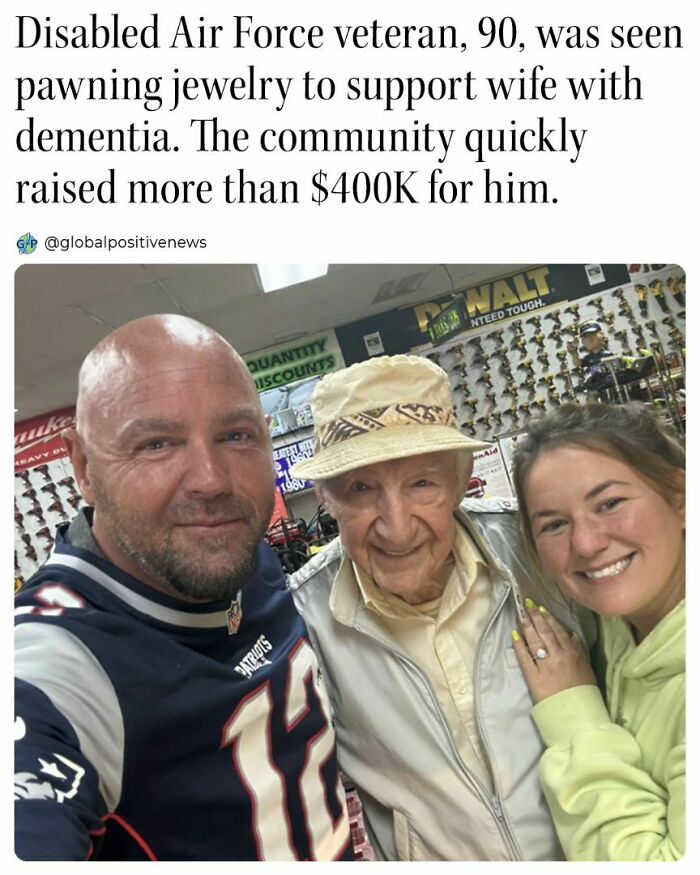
[14,315,351,862]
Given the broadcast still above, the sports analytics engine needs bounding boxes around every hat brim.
[289,424,492,481]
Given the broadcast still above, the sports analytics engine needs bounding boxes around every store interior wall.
[15,262,685,584]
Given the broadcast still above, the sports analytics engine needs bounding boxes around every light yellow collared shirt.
[341,524,494,788]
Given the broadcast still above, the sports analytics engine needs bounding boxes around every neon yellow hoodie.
[531,600,685,861]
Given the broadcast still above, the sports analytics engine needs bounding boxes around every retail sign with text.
[15,407,75,471]
[413,267,553,335]
[245,333,338,391]
[273,438,315,495]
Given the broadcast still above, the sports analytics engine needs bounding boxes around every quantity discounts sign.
[245,332,342,392]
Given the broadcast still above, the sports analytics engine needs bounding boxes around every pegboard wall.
[14,457,83,586]
[417,265,685,443]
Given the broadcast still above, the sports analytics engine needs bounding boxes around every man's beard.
[92,485,273,602]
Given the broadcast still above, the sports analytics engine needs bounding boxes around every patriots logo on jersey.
[226,592,243,635]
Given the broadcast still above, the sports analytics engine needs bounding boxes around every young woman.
[510,402,685,861]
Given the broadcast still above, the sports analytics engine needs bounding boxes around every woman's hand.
[512,600,597,704]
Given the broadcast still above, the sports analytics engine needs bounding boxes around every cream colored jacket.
[289,498,598,860]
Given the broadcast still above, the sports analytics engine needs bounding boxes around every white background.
[3,0,697,870]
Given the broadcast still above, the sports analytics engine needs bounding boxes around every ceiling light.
[256,264,328,293]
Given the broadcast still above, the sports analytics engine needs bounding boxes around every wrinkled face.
[581,331,605,353]
[525,446,685,637]
[74,353,275,602]
[321,452,468,604]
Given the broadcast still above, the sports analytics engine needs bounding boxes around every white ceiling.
[15,262,535,420]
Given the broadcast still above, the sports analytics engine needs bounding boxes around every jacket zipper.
[472,578,524,861]
[366,630,521,860]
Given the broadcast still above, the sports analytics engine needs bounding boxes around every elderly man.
[14,315,351,861]
[288,354,596,861]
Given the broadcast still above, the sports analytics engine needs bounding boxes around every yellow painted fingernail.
[524,597,535,609]
[512,630,521,641]
[538,605,548,614]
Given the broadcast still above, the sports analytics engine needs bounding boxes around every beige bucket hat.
[289,354,491,480]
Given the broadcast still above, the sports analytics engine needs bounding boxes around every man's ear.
[674,490,685,529]
[315,484,336,518]
[455,453,475,508]
[62,427,96,506]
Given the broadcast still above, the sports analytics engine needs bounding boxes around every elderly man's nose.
[374,492,414,542]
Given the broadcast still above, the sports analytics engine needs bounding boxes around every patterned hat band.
[315,404,457,452]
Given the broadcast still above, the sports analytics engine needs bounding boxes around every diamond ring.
[534,647,548,660]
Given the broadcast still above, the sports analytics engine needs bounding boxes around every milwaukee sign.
[15,406,75,471]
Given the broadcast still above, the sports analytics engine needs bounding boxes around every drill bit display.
[509,336,528,358]
[497,360,513,380]
[16,470,32,488]
[517,358,536,376]
[630,323,647,350]
[485,327,505,341]
[548,325,564,348]
[409,266,685,505]
[635,284,648,318]
[66,494,83,511]
[544,310,562,328]
[586,296,605,316]
[35,464,52,482]
[58,476,80,497]
[27,506,47,526]
[613,329,633,356]
[649,279,670,313]
[36,527,55,553]
[518,376,537,396]
[22,488,41,510]
[21,533,38,563]
[47,499,70,521]
[667,274,685,307]
[41,483,60,500]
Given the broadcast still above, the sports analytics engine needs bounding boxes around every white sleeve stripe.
[15,622,124,811]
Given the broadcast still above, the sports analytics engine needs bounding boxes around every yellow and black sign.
[414,267,553,334]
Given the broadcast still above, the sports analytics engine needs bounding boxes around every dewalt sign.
[413,267,553,334]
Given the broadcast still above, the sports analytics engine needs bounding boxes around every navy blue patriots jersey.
[15,524,351,861]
